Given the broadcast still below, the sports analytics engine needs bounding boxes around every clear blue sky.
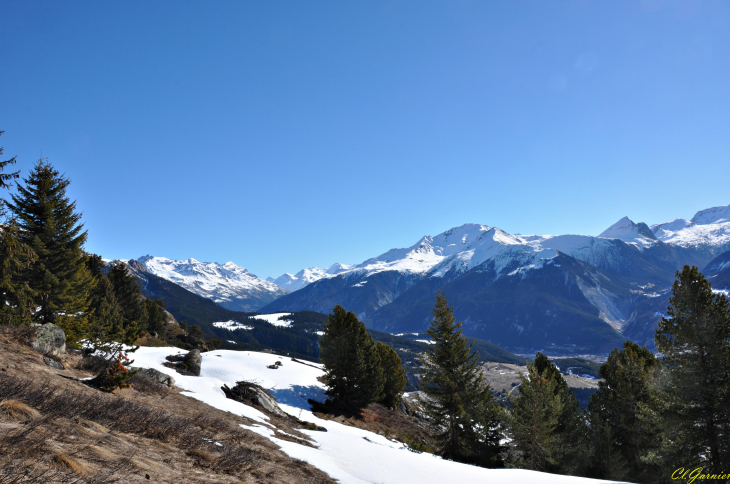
[1,1,729,279]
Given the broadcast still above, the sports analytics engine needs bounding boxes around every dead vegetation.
[0,325,335,483]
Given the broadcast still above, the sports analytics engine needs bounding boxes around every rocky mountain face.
[137,256,288,312]
[263,204,730,355]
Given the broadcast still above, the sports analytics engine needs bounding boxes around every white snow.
[131,347,621,484]
[270,263,353,292]
[252,313,294,328]
[415,340,436,345]
[138,255,288,306]
[713,289,729,298]
[212,320,253,331]
[651,204,730,251]
[598,217,657,249]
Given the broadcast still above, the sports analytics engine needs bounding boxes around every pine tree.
[319,305,384,409]
[507,361,564,471]
[419,291,503,466]
[86,257,125,342]
[654,266,730,474]
[6,159,94,340]
[0,131,19,195]
[0,135,35,326]
[107,262,147,341]
[376,342,407,408]
[532,353,589,475]
[587,341,663,482]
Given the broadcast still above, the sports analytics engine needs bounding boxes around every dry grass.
[52,452,90,475]
[0,399,41,422]
[0,326,337,484]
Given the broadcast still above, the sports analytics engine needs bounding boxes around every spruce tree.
[6,159,94,339]
[0,131,19,195]
[319,305,384,409]
[107,262,147,340]
[0,135,35,325]
[376,342,407,408]
[86,256,125,342]
[587,341,663,482]
[507,361,564,471]
[419,291,503,466]
[533,353,589,475]
[654,266,730,474]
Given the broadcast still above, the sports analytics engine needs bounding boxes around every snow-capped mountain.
[268,263,352,292]
[138,255,288,312]
[262,204,729,355]
[651,203,730,257]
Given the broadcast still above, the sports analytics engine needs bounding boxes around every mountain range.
[132,203,730,356]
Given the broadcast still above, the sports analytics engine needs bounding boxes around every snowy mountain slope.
[651,204,730,257]
[138,255,288,311]
[598,216,658,249]
[132,347,623,484]
[269,263,352,292]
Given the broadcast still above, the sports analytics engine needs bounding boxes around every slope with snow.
[132,347,623,484]
[269,264,352,292]
[138,255,288,312]
[651,204,730,255]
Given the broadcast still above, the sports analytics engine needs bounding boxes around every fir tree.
[0,131,19,195]
[418,291,503,466]
[319,305,384,409]
[6,159,94,340]
[507,361,564,471]
[107,262,147,340]
[376,342,407,408]
[654,266,730,474]
[0,136,35,326]
[533,353,589,475]
[587,341,663,482]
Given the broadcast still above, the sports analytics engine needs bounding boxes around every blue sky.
[1,1,728,279]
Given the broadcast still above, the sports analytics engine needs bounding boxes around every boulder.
[31,324,66,359]
[221,381,287,417]
[43,356,64,370]
[184,349,202,376]
[165,349,201,376]
[133,367,175,387]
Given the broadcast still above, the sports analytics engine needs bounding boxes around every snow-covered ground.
[133,347,624,484]
[212,320,253,331]
[252,312,294,327]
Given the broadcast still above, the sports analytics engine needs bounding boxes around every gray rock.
[43,356,64,370]
[221,381,288,417]
[165,350,202,376]
[133,367,175,387]
[184,349,202,376]
[31,324,66,358]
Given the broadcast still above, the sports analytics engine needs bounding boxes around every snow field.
[252,313,294,327]
[132,347,624,484]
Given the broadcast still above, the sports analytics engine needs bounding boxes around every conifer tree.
[419,291,503,466]
[6,159,94,339]
[376,342,407,408]
[587,341,663,482]
[86,256,125,342]
[319,305,384,409]
[508,361,564,471]
[107,262,147,340]
[532,353,589,475]
[0,133,35,325]
[0,131,19,195]
[654,266,730,474]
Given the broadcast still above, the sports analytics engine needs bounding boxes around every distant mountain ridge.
[137,255,288,312]
[262,203,730,355]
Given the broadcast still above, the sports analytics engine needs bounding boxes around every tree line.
[0,133,175,387]
[319,270,730,483]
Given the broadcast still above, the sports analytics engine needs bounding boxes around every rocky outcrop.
[30,324,66,359]
[221,381,287,417]
[43,356,64,370]
[165,349,202,376]
[133,367,175,387]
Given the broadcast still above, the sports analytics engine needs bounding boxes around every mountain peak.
[691,204,730,225]
[599,217,657,247]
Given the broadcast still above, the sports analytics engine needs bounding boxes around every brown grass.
[52,452,91,475]
[0,399,41,422]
